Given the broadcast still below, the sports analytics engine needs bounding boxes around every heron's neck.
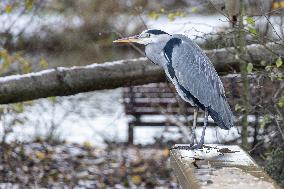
[145,41,168,68]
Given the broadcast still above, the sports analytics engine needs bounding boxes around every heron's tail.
[208,100,234,130]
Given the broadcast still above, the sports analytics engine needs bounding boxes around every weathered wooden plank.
[128,122,217,127]
[125,110,194,115]
[170,144,281,189]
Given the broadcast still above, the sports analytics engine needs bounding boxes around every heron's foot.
[190,140,195,147]
[191,143,204,150]
[169,145,193,151]
[170,144,204,151]
[193,161,200,169]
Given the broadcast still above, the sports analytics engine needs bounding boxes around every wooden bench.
[123,82,222,144]
[122,74,269,144]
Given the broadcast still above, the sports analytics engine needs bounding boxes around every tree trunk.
[238,0,249,149]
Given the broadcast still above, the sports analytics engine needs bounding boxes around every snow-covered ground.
[0,13,83,38]
[4,89,127,147]
[2,88,240,147]
[145,14,228,39]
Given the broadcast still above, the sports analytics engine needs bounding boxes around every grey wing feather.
[173,35,225,96]
[170,35,234,129]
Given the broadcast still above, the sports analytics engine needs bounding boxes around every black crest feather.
[146,29,169,35]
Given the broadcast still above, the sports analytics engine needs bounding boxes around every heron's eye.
[141,33,151,38]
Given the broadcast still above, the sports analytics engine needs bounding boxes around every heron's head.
[113,29,170,45]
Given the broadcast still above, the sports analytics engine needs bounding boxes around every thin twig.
[248,140,264,153]
[264,14,284,41]
[274,115,284,141]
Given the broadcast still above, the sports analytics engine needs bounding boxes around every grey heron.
[114,29,234,149]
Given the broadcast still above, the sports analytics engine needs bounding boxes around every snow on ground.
[0,13,83,38]
[145,14,228,39]
[1,88,240,147]
[5,89,127,147]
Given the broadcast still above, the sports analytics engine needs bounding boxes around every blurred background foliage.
[0,0,214,69]
[0,0,284,188]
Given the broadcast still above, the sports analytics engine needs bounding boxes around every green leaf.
[278,96,284,108]
[39,57,48,69]
[167,12,176,21]
[248,27,257,35]
[265,65,272,71]
[5,5,12,13]
[246,63,253,73]
[0,50,12,71]
[25,0,34,10]
[14,103,24,113]
[175,11,186,17]
[260,121,265,129]
[2,59,11,70]
[22,64,32,73]
[235,104,242,111]
[276,57,283,68]
[179,12,187,17]
[49,96,57,103]
[260,115,271,129]
[148,12,160,20]
[191,7,197,13]
[246,17,255,26]
[15,119,24,125]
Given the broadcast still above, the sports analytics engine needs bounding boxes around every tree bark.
[209,0,273,16]
[238,0,249,149]
[0,42,282,104]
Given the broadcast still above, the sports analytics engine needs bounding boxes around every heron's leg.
[190,107,198,146]
[170,107,206,151]
[195,107,208,149]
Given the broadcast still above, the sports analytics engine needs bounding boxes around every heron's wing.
[164,37,224,105]
[163,36,233,129]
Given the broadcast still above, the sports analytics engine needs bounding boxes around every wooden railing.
[170,144,281,189]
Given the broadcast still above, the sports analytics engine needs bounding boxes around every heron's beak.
[113,35,141,43]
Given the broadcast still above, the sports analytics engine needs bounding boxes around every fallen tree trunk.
[0,42,282,104]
